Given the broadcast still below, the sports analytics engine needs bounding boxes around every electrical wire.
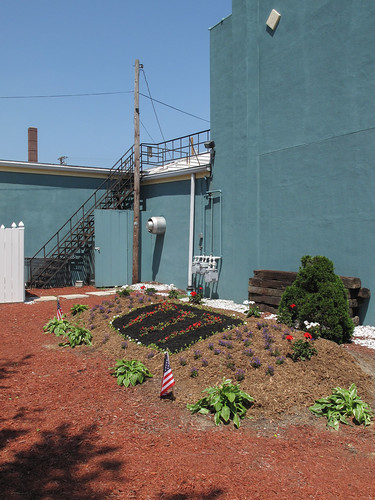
[0,90,210,122]
[140,119,157,143]
[139,93,209,122]
[0,91,133,99]
[141,69,166,142]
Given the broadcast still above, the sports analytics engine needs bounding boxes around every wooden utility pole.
[132,59,141,283]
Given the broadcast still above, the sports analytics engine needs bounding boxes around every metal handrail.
[27,129,211,287]
[141,129,210,168]
[27,146,134,286]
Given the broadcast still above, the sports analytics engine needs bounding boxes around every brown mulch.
[1,286,375,499]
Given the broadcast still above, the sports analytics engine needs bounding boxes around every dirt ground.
[1,286,375,499]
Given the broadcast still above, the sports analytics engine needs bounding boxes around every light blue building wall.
[210,0,375,322]
[140,177,209,291]
[0,166,107,257]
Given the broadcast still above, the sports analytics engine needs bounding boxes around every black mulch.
[111,302,244,353]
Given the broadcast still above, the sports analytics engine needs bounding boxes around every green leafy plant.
[189,291,203,305]
[288,339,317,362]
[70,304,89,316]
[277,255,354,344]
[187,378,254,428]
[109,359,153,387]
[65,325,92,348]
[246,306,261,318]
[168,289,180,299]
[117,287,131,297]
[309,384,373,430]
[43,318,91,347]
[43,317,72,337]
[145,287,157,296]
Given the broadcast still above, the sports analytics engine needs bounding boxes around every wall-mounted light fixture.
[266,9,281,30]
[204,140,215,150]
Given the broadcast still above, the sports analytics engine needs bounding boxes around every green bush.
[277,255,354,344]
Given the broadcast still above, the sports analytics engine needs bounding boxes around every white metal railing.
[0,222,25,303]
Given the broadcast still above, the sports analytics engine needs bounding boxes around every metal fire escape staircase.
[26,129,211,289]
[26,146,135,288]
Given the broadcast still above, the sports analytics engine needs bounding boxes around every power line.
[141,69,166,142]
[140,119,157,143]
[0,91,133,99]
[139,93,209,122]
[0,89,210,122]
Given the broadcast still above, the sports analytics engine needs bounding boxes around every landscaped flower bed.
[111,301,244,353]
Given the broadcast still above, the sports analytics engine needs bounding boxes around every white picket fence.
[0,222,25,303]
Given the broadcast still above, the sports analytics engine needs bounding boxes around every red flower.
[191,291,197,297]
[290,304,296,309]
[286,335,294,341]
[304,332,313,340]
[141,285,146,290]
[199,287,203,291]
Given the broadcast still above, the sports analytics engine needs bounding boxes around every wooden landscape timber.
[249,270,370,324]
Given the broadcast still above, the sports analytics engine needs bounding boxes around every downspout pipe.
[187,173,195,292]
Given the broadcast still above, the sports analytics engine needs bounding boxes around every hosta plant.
[70,304,89,316]
[110,359,153,387]
[65,326,92,348]
[309,384,373,430]
[43,318,72,337]
[43,318,91,347]
[187,378,254,428]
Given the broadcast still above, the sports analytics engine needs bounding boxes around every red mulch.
[1,287,375,499]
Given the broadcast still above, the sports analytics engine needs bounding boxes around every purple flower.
[214,349,221,355]
[190,367,198,378]
[243,348,253,357]
[250,356,261,368]
[202,358,208,367]
[266,365,275,376]
[121,341,128,349]
[235,369,245,381]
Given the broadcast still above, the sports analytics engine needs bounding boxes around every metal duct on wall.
[146,216,166,235]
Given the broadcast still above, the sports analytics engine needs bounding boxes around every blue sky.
[1,0,231,167]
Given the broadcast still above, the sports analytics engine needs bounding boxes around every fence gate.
[0,222,25,303]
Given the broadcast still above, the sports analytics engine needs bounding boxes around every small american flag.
[56,299,63,320]
[160,352,175,397]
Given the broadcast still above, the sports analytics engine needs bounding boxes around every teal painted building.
[2,0,375,324]
[209,0,375,322]
[0,160,109,257]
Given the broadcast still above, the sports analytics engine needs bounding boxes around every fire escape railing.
[26,145,134,288]
[141,130,210,169]
[26,129,210,289]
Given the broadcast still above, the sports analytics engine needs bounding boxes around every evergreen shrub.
[277,255,354,344]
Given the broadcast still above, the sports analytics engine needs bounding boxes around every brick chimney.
[28,127,38,162]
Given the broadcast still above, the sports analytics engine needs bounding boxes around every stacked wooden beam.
[248,270,370,324]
